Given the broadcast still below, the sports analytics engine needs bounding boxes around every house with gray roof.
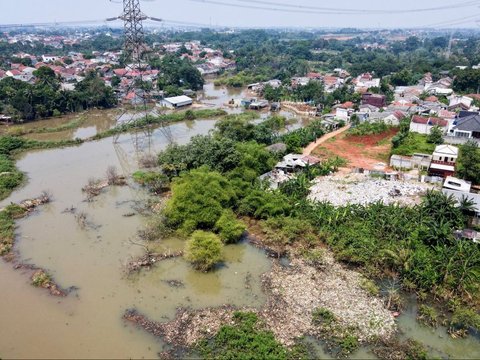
[448,113,480,139]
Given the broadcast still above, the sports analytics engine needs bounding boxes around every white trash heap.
[308,173,434,207]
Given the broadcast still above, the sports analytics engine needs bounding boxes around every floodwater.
[0,120,271,359]
[6,109,119,142]
[1,111,478,358]
[200,81,304,125]
[1,81,306,143]
[396,296,480,359]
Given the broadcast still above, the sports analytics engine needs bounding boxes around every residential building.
[41,55,60,63]
[409,115,449,135]
[361,93,386,108]
[159,95,193,109]
[428,145,459,178]
[448,113,480,139]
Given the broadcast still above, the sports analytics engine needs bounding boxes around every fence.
[443,136,480,145]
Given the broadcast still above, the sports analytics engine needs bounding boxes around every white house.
[443,176,471,193]
[159,95,193,109]
[448,95,473,109]
[429,145,459,177]
[41,55,60,63]
[432,144,459,164]
[335,108,350,121]
[409,115,449,135]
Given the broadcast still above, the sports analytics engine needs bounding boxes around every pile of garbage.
[309,173,434,207]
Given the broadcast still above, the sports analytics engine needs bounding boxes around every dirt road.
[302,124,351,156]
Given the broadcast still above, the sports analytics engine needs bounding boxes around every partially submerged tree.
[184,230,223,271]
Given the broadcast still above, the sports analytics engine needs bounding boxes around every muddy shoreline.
[124,231,398,357]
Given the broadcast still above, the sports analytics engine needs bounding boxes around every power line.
[235,0,480,14]
[423,13,480,28]
[186,0,480,15]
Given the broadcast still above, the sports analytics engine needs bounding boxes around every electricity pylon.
[107,0,172,179]
[108,0,171,167]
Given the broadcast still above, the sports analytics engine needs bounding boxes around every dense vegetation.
[348,121,390,136]
[0,204,26,255]
[157,114,480,319]
[457,140,480,185]
[150,54,204,95]
[0,67,116,122]
[198,312,304,360]
[165,29,480,101]
[0,137,24,200]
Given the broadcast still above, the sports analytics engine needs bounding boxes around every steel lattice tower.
[121,0,147,67]
[108,0,170,147]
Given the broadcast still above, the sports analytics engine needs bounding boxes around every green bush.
[198,312,289,360]
[312,307,336,327]
[340,335,359,354]
[164,168,236,234]
[132,171,169,193]
[31,271,51,287]
[450,307,480,333]
[348,121,390,136]
[215,209,246,244]
[391,132,435,156]
[184,230,224,271]
[359,278,380,297]
[0,204,26,255]
[417,304,438,327]
[261,216,318,246]
[238,190,291,219]
[0,154,24,200]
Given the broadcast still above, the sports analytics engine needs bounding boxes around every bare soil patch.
[312,129,398,170]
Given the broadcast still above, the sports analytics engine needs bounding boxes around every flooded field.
[0,120,271,359]
[1,92,478,358]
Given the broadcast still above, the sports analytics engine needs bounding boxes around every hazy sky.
[0,0,479,29]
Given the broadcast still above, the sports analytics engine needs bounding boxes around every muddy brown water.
[1,112,479,358]
[0,120,271,359]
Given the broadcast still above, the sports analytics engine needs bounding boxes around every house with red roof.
[334,101,355,121]
[409,115,449,135]
[307,72,322,80]
[6,69,22,77]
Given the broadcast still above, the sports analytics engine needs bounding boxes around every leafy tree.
[153,54,204,91]
[74,70,117,109]
[214,209,246,244]
[453,68,480,93]
[110,75,121,87]
[263,84,283,102]
[158,135,241,175]
[427,125,444,144]
[457,140,480,184]
[164,168,236,234]
[184,230,223,271]
[390,69,415,86]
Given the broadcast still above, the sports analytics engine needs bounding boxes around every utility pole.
[107,0,168,146]
[119,0,146,67]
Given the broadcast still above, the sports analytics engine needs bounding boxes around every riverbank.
[125,249,396,354]
[0,108,227,201]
